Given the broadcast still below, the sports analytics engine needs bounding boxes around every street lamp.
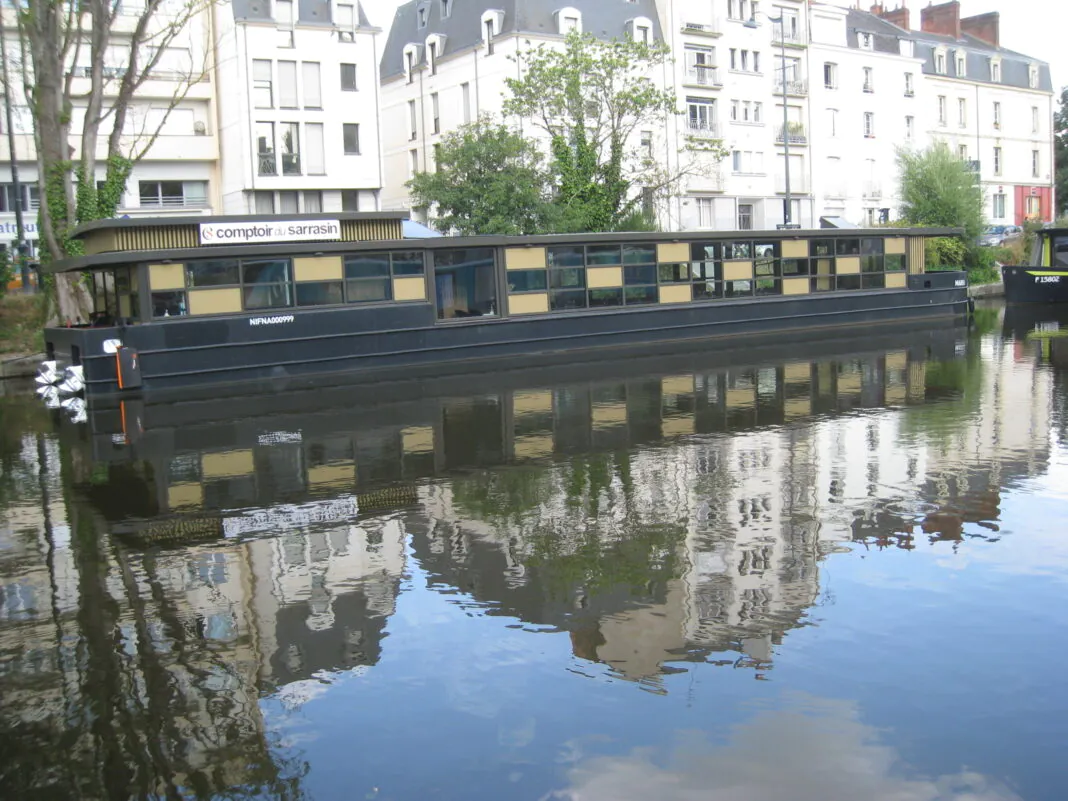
[744,13,799,228]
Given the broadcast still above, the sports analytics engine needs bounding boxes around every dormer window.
[402,43,422,84]
[417,4,428,28]
[955,51,966,77]
[859,31,873,50]
[425,33,447,75]
[440,0,452,18]
[555,7,582,35]
[990,57,1001,82]
[935,50,946,74]
[625,16,653,44]
[481,9,504,55]
[276,0,293,25]
[1029,64,1039,88]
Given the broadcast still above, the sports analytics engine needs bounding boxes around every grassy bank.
[0,294,47,357]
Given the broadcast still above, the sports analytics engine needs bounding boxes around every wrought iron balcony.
[257,153,278,176]
[686,119,721,137]
[776,124,807,144]
[686,64,722,86]
[680,19,721,37]
[774,78,808,96]
[772,27,805,46]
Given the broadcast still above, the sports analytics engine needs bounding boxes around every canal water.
[2,304,1067,800]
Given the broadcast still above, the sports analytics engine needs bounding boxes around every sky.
[364,0,1067,92]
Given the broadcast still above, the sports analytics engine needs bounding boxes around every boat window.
[622,244,655,265]
[507,270,548,293]
[152,291,187,317]
[114,266,140,322]
[434,247,497,320]
[547,246,584,267]
[659,263,691,283]
[345,254,391,278]
[1054,236,1068,268]
[724,241,751,259]
[587,245,622,265]
[391,251,425,276]
[296,282,344,306]
[187,259,240,287]
[781,259,809,276]
[836,239,861,256]
[242,259,293,310]
[811,239,835,257]
[589,287,623,307]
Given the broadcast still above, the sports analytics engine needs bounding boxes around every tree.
[1056,87,1067,218]
[505,31,723,233]
[897,142,985,244]
[10,0,212,321]
[407,117,557,236]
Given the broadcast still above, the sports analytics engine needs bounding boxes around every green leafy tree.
[1055,87,1067,218]
[897,142,985,271]
[407,117,556,235]
[11,0,213,322]
[505,31,723,232]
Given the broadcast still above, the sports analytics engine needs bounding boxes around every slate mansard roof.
[381,0,664,81]
[231,0,371,27]
[845,8,1053,93]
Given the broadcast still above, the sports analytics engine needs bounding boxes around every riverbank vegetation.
[0,294,47,356]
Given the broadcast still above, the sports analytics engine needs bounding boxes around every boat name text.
[249,314,295,326]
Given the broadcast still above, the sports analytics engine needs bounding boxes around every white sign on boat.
[199,219,342,245]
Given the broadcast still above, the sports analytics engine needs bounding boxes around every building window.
[441,0,451,17]
[859,32,873,50]
[958,144,968,161]
[686,46,718,86]
[280,122,301,175]
[695,197,714,228]
[408,99,417,140]
[485,19,495,54]
[937,95,946,126]
[336,3,354,28]
[827,108,837,137]
[305,122,325,174]
[992,193,1005,219]
[958,97,967,128]
[276,0,293,25]
[936,52,946,74]
[863,112,874,138]
[341,190,360,211]
[1032,106,1040,134]
[640,130,653,159]
[753,102,762,123]
[342,123,360,155]
[1032,150,1040,178]
[340,63,357,91]
[138,180,207,209]
[410,148,419,177]
[729,48,736,70]
[991,60,1000,82]
[738,203,754,230]
[254,191,274,214]
[431,92,440,134]
[824,62,837,89]
[993,146,1002,175]
[1029,66,1039,89]
[252,59,272,108]
[303,190,322,213]
[862,67,873,93]
[993,101,1001,128]
[905,115,914,141]
[302,62,321,108]
[687,97,716,133]
[731,150,763,174]
[417,4,427,28]
[278,60,298,108]
[433,143,442,171]
[255,121,276,175]
[955,54,965,76]
[1026,195,1040,217]
[904,72,913,97]
[461,82,471,123]
[278,190,299,214]
[427,40,438,75]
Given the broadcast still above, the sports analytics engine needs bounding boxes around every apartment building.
[213,0,384,214]
[0,6,219,258]
[380,0,1054,231]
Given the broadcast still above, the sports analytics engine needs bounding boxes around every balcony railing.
[681,20,721,36]
[774,78,808,96]
[140,197,209,209]
[686,119,721,137]
[258,153,277,176]
[862,182,882,199]
[282,153,302,175]
[772,27,805,46]
[776,124,807,144]
[823,184,847,199]
[686,64,722,86]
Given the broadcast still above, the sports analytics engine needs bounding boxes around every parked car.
[979,225,1022,247]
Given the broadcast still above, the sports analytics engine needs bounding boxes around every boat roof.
[42,220,964,275]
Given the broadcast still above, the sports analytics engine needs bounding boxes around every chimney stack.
[920,1,961,40]
[961,12,999,47]
[874,3,910,30]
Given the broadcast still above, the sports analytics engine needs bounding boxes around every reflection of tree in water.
[0,432,309,800]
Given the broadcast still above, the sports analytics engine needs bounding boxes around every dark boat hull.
[1002,265,1068,303]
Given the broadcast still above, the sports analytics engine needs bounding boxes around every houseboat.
[39,212,969,399]
[1002,227,1068,303]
